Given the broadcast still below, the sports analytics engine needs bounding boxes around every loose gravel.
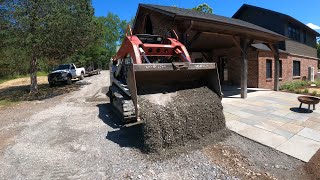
[0,71,310,179]
[139,86,225,153]
[0,71,234,179]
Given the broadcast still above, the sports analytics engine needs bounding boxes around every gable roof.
[233,4,320,36]
[138,4,286,41]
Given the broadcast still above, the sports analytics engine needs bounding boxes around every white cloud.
[306,23,320,30]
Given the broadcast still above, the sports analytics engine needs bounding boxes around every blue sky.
[92,0,320,31]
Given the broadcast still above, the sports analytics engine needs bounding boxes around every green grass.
[0,71,48,84]
[0,100,16,108]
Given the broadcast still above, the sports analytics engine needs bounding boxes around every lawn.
[0,72,48,84]
[0,73,83,108]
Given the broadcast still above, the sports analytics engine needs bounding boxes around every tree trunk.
[30,53,38,94]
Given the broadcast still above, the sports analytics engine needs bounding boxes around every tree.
[192,3,213,14]
[69,13,130,69]
[2,0,95,94]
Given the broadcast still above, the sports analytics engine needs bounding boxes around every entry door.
[218,56,228,84]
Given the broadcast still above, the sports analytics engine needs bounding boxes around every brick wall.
[257,51,318,89]
[209,47,259,87]
[227,49,259,87]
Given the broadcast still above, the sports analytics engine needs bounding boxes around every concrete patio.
[222,87,320,162]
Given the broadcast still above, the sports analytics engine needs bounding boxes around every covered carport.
[133,4,287,98]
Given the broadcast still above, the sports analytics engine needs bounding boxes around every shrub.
[312,90,317,96]
[280,80,312,91]
[314,80,320,87]
[288,86,295,92]
[295,89,302,94]
[303,89,309,94]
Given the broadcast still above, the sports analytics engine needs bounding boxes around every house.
[233,4,319,89]
[132,4,318,97]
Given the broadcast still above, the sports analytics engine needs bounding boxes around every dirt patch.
[0,128,23,152]
[0,76,48,90]
[305,149,320,180]
[204,144,276,179]
[0,80,85,108]
[139,86,225,153]
[209,133,312,180]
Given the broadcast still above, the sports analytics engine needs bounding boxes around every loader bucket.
[126,62,222,122]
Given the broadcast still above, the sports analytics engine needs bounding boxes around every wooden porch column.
[232,37,252,98]
[268,43,280,91]
[240,39,251,98]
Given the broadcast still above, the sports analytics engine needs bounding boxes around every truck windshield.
[55,65,70,70]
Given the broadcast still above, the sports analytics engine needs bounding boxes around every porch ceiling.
[188,32,236,51]
[138,4,287,43]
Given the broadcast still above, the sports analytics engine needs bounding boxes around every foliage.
[295,89,302,94]
[1,0,129,94]
[68,14,131,69]
[312,90,317,96]
[192,3,213,14]
[1,0,97,93]
[303,88,309,94]
[280,80,312,91]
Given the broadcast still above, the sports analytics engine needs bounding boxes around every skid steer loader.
[108,26,222,126]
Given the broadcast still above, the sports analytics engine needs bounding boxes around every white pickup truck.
[48,64,85,86]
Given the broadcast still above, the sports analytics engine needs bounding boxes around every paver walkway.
[222,88,320,162]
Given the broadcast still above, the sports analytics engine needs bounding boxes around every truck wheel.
[66,75,72,85]
[49,81,55,87]
[80,72,84,80]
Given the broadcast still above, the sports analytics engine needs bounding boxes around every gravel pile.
[139,86,225,153]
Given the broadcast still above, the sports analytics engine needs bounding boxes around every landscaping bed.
[280,80,320,97]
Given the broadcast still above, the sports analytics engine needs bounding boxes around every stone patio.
[222,87,320,162]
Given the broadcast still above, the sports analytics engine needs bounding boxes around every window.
[279,60,282,78]
[266,59,272,79]
[303,30,307,44]
[288,25,300,41]
[293,60,301,77]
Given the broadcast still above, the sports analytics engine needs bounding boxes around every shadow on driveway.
[221,85,271,98]
[97,103,144,149]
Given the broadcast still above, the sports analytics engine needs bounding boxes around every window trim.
[292,60,301,77]
[279,60,282,79]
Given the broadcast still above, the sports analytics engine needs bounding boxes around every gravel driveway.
[0,71,311,180]
[0,71,235,179]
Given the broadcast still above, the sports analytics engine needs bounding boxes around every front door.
[218,56,228,84]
